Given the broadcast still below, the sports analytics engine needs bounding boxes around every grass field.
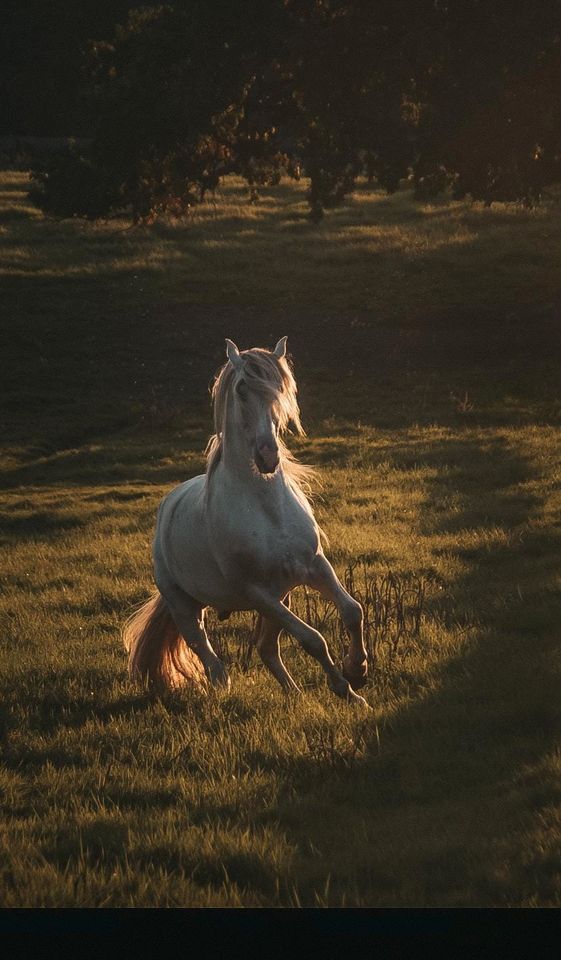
[2,169,561,906]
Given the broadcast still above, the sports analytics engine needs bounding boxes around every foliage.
[84,5,250,221]
[24,2,561,221]
[411,1,561,205]
[0,0,140,138]
[28,147,121,220]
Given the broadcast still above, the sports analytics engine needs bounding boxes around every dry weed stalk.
[207,556,433,677]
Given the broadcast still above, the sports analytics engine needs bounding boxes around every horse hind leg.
[252,594,301,693]
[159,580,230,689]
[124,590,211,691]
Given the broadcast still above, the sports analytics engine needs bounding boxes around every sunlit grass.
[2,170,561,905]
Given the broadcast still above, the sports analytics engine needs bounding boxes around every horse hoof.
[342,656,368,690]
[329,677,369,708]
[347,689,371,709]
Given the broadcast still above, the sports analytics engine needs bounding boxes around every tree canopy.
[16,0,561,221]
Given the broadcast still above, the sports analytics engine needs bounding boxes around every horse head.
[223,336,295,476]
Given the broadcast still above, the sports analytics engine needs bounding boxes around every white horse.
[124,337,368,705]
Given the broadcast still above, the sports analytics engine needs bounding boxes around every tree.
[0,0,142,137]
[411,1,561,203]
[27,0,561,222]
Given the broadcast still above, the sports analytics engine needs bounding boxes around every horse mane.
[204,347,318,513]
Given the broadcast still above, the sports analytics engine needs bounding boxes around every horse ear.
[273,336,287,359]
[225,338,242,369]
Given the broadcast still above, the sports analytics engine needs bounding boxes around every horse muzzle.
[255,442,279,474]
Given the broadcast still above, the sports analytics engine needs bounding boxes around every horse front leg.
[305,554,368,690]
[247,587,368,706]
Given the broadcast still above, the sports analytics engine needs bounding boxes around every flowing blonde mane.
[205,347,317,507]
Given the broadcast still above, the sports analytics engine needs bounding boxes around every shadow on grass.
[2,664,208,744]
[394,433,537,534]
[0,436,208,489]
[264,432,561,905]
[0,511,85,542]
[134,845,282,897]
[40,819,131,871]
[3,170,561,460]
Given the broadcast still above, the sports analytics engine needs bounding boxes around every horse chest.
[250,523,315,570]
[216,491,319,585]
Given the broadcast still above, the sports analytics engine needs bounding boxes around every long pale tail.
[123,592,206,690]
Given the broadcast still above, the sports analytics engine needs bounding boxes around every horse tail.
[123,592,206,691]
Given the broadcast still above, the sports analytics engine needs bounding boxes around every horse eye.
[236,380,248,400]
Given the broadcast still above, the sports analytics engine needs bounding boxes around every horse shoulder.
[155,475,209,565]
[157,474,205,528]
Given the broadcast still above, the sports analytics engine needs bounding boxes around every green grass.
[2,170,561,905]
